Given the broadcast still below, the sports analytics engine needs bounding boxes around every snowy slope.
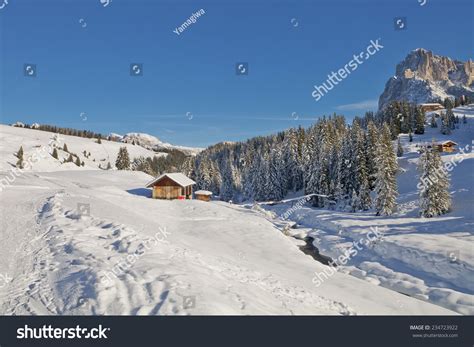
[0,127,455,315]
[259,105,474,315]
[0,125,166,172]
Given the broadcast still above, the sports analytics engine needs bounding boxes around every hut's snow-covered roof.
[194,190,213,196]
[146,173,196,188]
[440,140,458,145]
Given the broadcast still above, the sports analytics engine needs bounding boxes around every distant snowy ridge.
[379,48,474,109]
[120,132,202,155]
[8,122,202,156]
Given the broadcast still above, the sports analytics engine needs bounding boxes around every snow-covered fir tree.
[115,147,130,170]
[365,121,379,190]
[16,146,24,169]
[418,146,451,217]
[267,143,287,201]
[219,157,237,202]
[414,106,425,134]
[374,124,398,216]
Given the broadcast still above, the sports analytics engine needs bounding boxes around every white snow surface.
[0,126,458,315]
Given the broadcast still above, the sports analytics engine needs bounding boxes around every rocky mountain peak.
[379,49,474,109]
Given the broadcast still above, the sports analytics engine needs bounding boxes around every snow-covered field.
[0,124,461,315]
[258,105,474,315]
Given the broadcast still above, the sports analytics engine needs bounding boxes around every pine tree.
[220,157,236,202]
[197,157,213,190]
[75,157,81,166]
[132,156,154,175]
[115,147,130,170]
[443,97,454,109]
[414,106,425,134]
[418,146,451,217]
[351,122,371,211]
[67,154,74,163]
[358,179,372,211]
[52,148,59,159]
[241,147,254,200]
[63,143,69,152]
[366,121,379,190]
[350,189,360,212]
[106,162,112,170]
[16,146,24,169]
[338,134,354,207]
[440,113,451,135]
[446,108,456,130]
[17,146,24,159]
[267,144,286,201]
[400,102,411,134]
[250,152,265,201]
[396,138,404,157]
[282,128,302,192]
[374,124,398,216]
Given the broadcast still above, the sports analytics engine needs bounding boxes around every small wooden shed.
[194,190,212,202]
[146,173,196,200]
[436,140,458,153]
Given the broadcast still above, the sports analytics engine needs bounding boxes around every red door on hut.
[146,173,196,200]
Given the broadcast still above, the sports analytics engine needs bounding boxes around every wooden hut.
[146,173,195,200]
[426,140,458,153]
[194,190,212,202]
[436,140,458,153]
[419,103,444,113]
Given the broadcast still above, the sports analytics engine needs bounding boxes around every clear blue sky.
[0,0,472,147]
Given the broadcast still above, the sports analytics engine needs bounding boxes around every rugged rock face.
[379,48,474,109]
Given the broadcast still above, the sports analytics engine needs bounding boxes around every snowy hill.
[121,132,202,155]
[0,125,457,315]
[0,125,166,172]
[379,49,474,109]
[259,105,474,315]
